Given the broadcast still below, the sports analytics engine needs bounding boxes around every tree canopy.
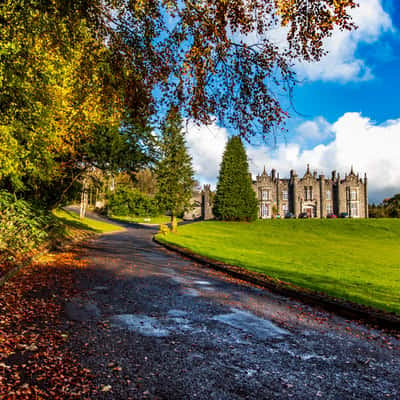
[155,108,194,231]
[213,136,258,221]
[0,0,357,206]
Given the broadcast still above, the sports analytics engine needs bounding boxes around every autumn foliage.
[0,252,95,399]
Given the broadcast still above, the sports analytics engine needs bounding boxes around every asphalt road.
[63,218,400,399]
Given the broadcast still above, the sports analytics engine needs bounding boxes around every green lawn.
[157,219,400,314]
[111,214,182,225]
[53,209,125,234]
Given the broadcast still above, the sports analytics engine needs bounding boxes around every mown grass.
[111,214,182,225]
[53,209,125,234]
[157,219,400,314]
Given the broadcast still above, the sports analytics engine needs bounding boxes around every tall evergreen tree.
[213,136,258,221]
[156,108,194,232]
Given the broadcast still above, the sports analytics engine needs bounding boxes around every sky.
[185,0,400,203]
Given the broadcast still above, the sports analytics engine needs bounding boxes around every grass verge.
[53,208,125,235]
[111,214,181,225]
[156,219,400,315]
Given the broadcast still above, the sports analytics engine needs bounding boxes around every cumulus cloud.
[185,122,229,183]
[295,0,394,82]
[186,113,400,203]
[247,113,400,203]
[295,117,334,145]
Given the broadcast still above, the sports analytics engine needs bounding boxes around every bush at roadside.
[107,187,160,217]
[0,190,48,264]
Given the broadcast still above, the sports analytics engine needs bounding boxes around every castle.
[185,165,368,220]
[253,165,368,219]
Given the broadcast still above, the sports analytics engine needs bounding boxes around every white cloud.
[185,122,228,184]
[246,113,400,202]
[186,113,400,202]
[295,116,334,144]
[295,0,394,82]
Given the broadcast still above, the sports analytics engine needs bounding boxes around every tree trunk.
[171,214,178,233]
[80,179,88,219]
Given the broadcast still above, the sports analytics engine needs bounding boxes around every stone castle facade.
[185,166,368,220]
[253,165,368,219]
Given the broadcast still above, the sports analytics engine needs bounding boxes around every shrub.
[158,224,170,236]
[0,191,48,263]
[107,187,160,217]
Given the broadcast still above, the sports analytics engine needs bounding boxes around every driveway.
[63,222,400,399]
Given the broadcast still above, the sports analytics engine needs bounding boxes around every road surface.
[63,219,400,399]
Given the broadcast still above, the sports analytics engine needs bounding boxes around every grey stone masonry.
[252,165,368,219]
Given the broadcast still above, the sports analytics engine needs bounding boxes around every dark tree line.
[369,194,400,218]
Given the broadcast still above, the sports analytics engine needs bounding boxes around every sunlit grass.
[53,209,125,234]
[157,219,400,314]
[111,214,182,225]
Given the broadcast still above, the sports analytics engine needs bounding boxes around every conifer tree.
[156,107,194,232]
[213,136,258,221]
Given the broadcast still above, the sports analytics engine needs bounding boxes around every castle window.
[326,190,331,200]
[261,190,270,200]
[282,204,288,215]
[304,186,313,200]
[282,190,288,200]
[326,203,333,214]
[351,189,357,201]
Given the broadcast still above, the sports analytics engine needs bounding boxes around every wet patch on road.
[194,280,212,285]
[111,314,170,337]
[182,288,201,297]
[212,308,290,340]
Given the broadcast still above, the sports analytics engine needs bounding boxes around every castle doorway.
[261,203,269,219]
[302,205,315,218]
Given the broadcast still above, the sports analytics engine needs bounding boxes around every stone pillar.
[336,174,342,215]
[276,181,280,215]
[364,173,369,218]
[292,172,299,217]
[319,175,325,218]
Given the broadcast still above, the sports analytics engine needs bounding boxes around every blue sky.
[185,0,400,203]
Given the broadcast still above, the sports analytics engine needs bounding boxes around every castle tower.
[201,185,214,220]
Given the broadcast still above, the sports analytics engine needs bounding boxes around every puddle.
[194,280,212,285]
[170,276,190,284]
[167,309,188,317]
[183,288,200,297]
[200,286,214,291]
[212,308,290,340]
[93,286,108,291]
[285,349,337,362]
[111,314,169,337]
